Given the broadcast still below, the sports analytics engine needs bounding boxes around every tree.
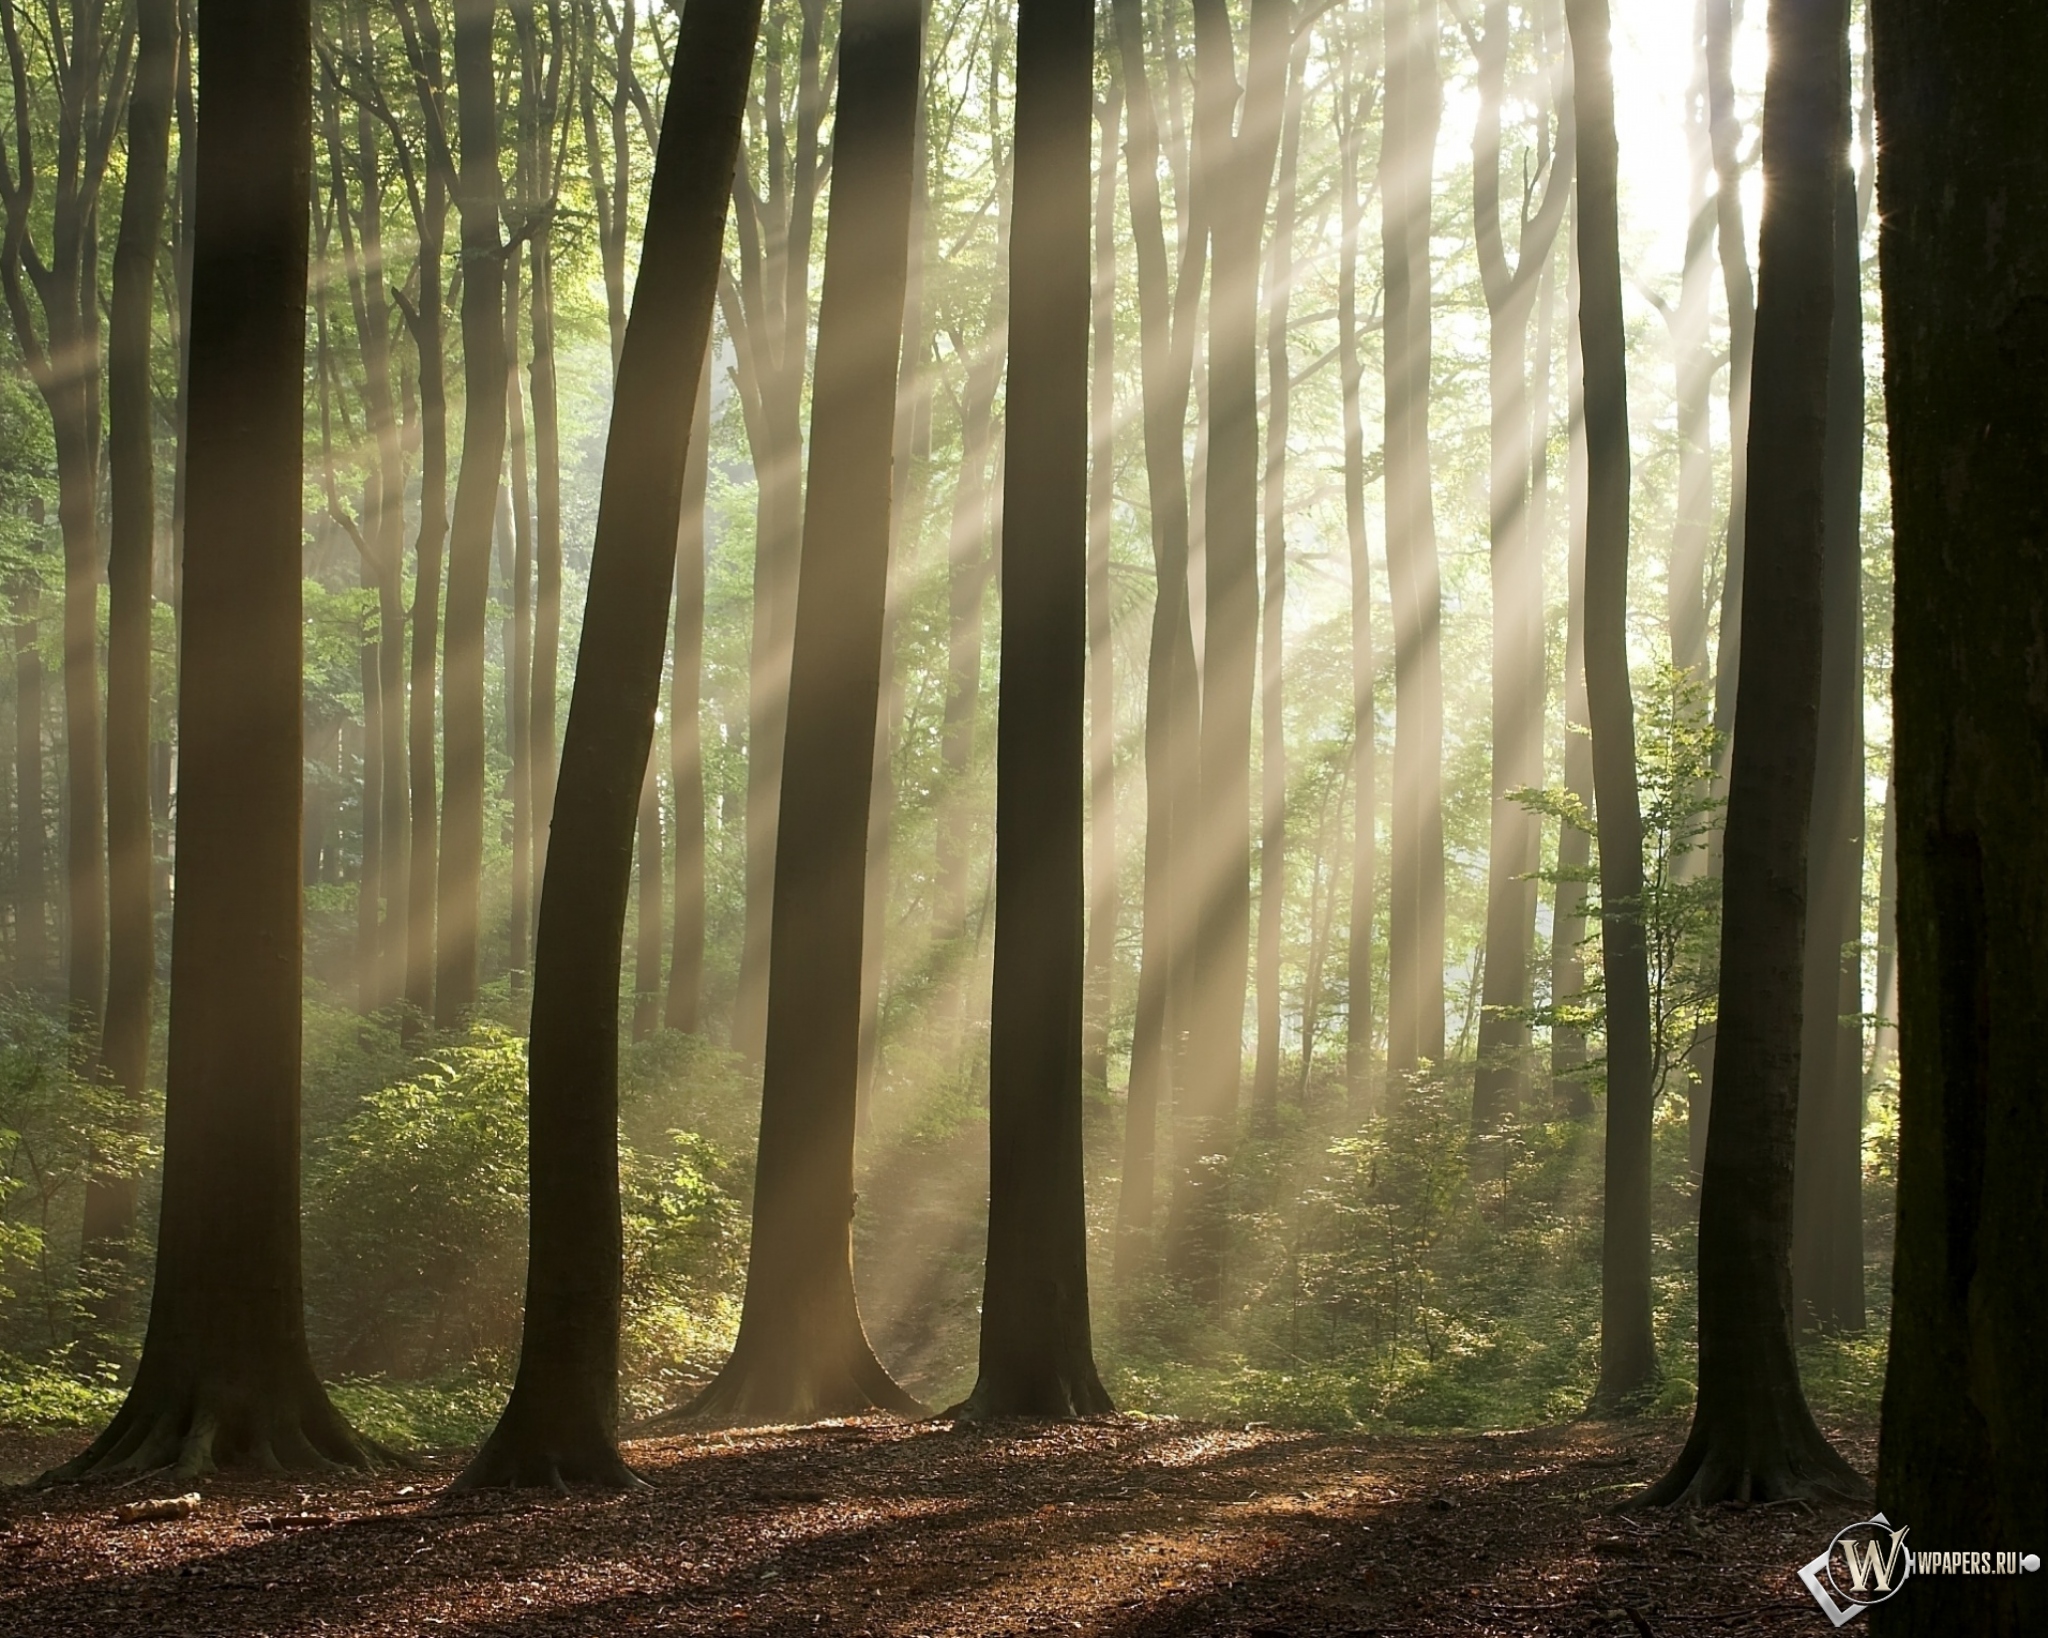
[50,0,377,1479]
[1170,0,1286,1293]
[0,0,127,1037]
[723,0,829,1066]
[1110,0,1203,1276]
[665,351,712,1034]
[1251,20,1306,1121]
[456,0,764,1489]
[1338,27,1378,1104]
[1565,0,1658,1413]
[80,0,178,1301]
[955,0,1110,1418]
[688,0,925,1425]
[1870,0,2048,1613]
[1469,0,1572,1136]
[1643,0,1864,1503]
[1790,86,1865,1336]
[1082,68,1118,1092]
[1382,0,1446,1077]
[435,0,511,1027]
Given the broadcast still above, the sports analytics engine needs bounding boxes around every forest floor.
[0,1411,1876,1637]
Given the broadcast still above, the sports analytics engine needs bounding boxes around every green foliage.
[1511,664,1723,1107]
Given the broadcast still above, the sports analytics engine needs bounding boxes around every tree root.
[448,1418,647,1495]
[1637,1412,1870,1508]
[38,1386,386,1486]
[682,1340,924,1429]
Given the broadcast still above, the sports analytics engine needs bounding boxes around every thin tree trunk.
[958,0,1112,1419]
[1551,204,1594,1115]
[666,351,711,1034]
[530,224,563,959]
[457,0,763,1489]
[1340,38,1377,1105]
[1382,0,1446,1077]
[83,0,177,1294]
[1082,75,1119,1091]
[51,0,377,1480]
[1252,26,1305,1122]
[1471,0,1572,1136]
[689,0,925,1425]
[1644,0,1863,1503]
[1110,0,1204,1277]
[436,0,511,1028]
[13,590,45,990]
[1567,0,1659,1414]
[507,247,534,992]
[632,752,663,1041]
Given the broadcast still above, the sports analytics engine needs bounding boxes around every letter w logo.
[1840,1527,1911,1595]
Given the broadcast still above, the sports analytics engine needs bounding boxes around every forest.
[0,0,2039,1634]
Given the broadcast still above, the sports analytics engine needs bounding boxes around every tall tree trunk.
[1644,0,1862,1504]
[1567,0,1659,1415]
[1791,104,1865,1337]
[1251,27,1305,1122]
[857,58,931,1115]
[1340,39,1377,1105]
[83,0,178,1295]
[1551,204,1594,1115]
[1082,75,1119,1091]
[1170,0,1286,1298]
[436,0,511,1028]
[688,0,925,1425]
[506,248,534,992]
[52,0,376,1479]
[1382,0,1446,1077]
[529,224,563,961]
[1110,0,1204,1277]
[958,0,1112,1419]
[728,0,829,1066]
[399,163,450,1041]
[1666,2,1716,686]
[1869,0,2048,1607]
[666,352,711,1034]
[457,0,763,1489]
[1471,0,1572,1136]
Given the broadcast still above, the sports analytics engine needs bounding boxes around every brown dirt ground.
[0,1413,1876,1636]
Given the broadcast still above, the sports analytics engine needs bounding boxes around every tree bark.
[51,0,377,1480]
[12,588,44,990]
[1869,0,2048,1609]
[956,0,1112,1418]
[1643,0,1863,1504]
[631,753,663,1041]
[1566,0,1659,1415]
[688,0,925,1426]
[82,0,178,1294]
[456,0,762,1489]
[436,0,511,1028]
[1382,0,1446,1077]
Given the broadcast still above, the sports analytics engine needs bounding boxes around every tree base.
[450,1407,645,1495]
[682,1332,923,1428]
[943,1354,1115,1422]
[1638,1393,1870,1507]
[40,1377,385,1484]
